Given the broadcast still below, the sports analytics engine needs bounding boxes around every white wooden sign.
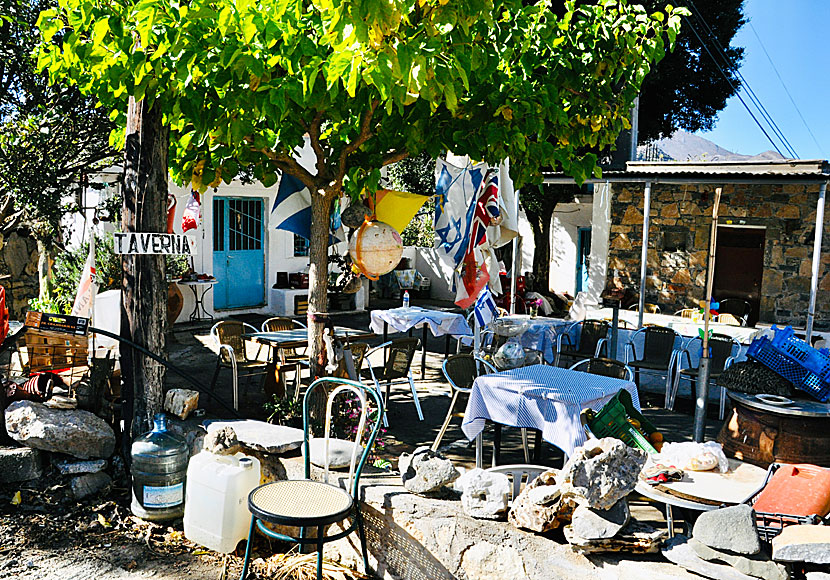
[113,233,197,255]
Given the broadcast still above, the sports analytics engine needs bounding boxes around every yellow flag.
[366,189,430,234]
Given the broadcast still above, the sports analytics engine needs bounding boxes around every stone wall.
[607,182,829,329]
[0,232,40,320]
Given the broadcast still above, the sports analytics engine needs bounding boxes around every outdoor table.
[243,327,374,349]
[369,306,472,379]
[176,279,217,322]
[496,315,571,363]
[461,364,640,468]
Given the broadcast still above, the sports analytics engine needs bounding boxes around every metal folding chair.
[670,333,741,419]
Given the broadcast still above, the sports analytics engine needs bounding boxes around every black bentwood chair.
[238,377,383,580]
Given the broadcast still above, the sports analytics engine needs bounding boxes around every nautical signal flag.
[365,189,431,235]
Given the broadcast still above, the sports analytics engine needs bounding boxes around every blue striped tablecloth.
[370,306,472,339]
[461,364,641,457]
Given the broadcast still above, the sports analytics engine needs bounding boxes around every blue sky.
[694,0,830,160]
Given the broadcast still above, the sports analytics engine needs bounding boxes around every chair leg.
[520,428,530,463]
[317,525,324,580]
[239,516,256,580]
[374,380,389,428]
[409,374,424,421]
[492,424,502,467]
[431,391,460,452]
[356,507,371,576]
[719,385,726,420]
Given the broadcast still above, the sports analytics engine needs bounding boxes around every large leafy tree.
[1,0,115,299]
[38,0,682,378]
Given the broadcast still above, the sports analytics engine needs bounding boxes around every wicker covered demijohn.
[348,219,403,279]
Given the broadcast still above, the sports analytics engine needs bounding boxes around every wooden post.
[121,96,169,442]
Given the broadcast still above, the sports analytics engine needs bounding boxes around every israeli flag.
[474,286,498,328]
[272,173,312,240]
[433,159,487,268]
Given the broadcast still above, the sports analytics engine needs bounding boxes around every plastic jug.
[131,413,189,521]
[752,463,830,517]
[183,452,262,553]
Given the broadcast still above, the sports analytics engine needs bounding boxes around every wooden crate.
[294,296,308,316]
[22,330,88,374]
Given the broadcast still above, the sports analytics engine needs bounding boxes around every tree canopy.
[1,0,115,247]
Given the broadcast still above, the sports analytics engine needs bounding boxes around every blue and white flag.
[272,173,313,240]
[433,158,487,268]
[474,286,499,328]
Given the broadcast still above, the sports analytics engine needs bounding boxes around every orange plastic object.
[752,464,830,517]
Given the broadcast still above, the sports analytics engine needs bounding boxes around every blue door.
[213,197,265,309]
[575,227,591,293]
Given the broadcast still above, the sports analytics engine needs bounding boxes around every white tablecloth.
[461,364,640,457]
[369,306,472,339]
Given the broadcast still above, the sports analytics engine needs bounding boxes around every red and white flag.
[182,190,201,233]
[71,236,97,319]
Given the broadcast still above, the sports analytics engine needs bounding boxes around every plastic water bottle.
[403,290,410,309]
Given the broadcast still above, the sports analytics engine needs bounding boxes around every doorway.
[575,227,591,294]
[712,226,765,326]
[212,197,265,309]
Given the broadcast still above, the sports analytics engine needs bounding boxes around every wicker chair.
[674,309,697,319]
[554,320,609,367]
[670,333,741,419]
[261,317,308,395]
[239,377,383,580]
[209,321,267,411]
[624,325,682,406]
[568,357,634,382]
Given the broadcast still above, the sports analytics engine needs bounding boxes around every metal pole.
[806,181,827,342]
[694,187,722,443]
[510,187,520,315]
[637,181,651,329]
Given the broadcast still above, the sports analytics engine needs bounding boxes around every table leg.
[421,325,427,380]
[445,334,451,359]
[382,322,388,367]
[475,433,483,469]
[199,285,214,320]
[188,286,200,322]
[492,424,502,468]
[666,505,675,539]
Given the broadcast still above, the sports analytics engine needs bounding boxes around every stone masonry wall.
[0,232,40,320]
[607,182,830,329]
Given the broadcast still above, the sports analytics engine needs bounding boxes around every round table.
[176,279,217,322]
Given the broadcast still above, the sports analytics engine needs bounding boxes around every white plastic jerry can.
[183,452,261,553]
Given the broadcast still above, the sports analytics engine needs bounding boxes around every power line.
[749,21,825,158]
[685,1,799,158]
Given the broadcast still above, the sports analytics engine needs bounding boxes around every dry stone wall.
[0,231,40,319]
[607,182,829,329]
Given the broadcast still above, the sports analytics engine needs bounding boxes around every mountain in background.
[637,130,786,162]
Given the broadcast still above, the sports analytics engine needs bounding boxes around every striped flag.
[474,286,498,328]
[272,173,313,240]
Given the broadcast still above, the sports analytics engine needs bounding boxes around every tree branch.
[335,100,379,182]
[381,150,409,167]
[305,111,328,178]
[253,143,319,191]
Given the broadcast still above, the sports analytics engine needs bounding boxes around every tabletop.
[243,327,374,348]
[461,364,640,457]
[369,306,472,339]
[175,279,217,285]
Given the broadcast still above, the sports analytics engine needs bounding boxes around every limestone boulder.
[456,468,510,519]
[772,525,830,564]
[508,469,572,533]
[5,401,115,459]
[570,499,630,540]
[689,539,787,580]
[398,446,459,494]
[71,472,112,500]
[560,438,646,510]
[692,504,761,555]
[164,389,199,420]
[202,426,241,456]
[203,419,303,454]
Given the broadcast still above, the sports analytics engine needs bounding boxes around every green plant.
[264,395,303,428]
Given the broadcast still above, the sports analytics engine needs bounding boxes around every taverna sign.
[114,233,197,255]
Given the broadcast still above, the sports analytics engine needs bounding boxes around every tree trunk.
[306,190,334,378]
[121,96,169,442]
[526,207,554,293]
[36,239,52,301]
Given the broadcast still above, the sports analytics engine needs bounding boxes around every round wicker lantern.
[349,219,403,279]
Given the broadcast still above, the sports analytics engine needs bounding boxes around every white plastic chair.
[485,464,549,505]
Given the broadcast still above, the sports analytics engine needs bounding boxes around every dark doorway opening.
[713,226,766,327]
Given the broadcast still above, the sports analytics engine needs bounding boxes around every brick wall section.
[607,182,829,330]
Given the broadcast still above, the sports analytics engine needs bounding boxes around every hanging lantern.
[349,219,403,279]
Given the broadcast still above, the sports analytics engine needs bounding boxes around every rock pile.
[398,446,460,494]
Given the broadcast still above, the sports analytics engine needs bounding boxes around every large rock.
[692,504,761,555]
[570,499,630,540]
[398,446,459,494]
[456,468,510,519]
[163,389,199,420]
[508,469,572,533]
[5,401,115,459]
[560,438,646,510]
[663,536,758,580]
[203,419,303,454]
[0,446,43,483]
[772,525,830,564]
[202,426,241,456]
[688,539,787,580]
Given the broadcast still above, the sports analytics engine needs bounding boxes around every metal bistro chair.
[239,377,383,580]
[674,309,698,319]
[670,333,741,420]
[568,357,634,382]
[431,354,498,452]
[717,298,752,326]
[261,317,308,397]
[365,337,422,424]
[209,320,267,411]
[554,320,609,367]
[624,325,682,406]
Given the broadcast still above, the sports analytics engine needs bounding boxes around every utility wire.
[685,1,799,158]
[749,21,825,158]
[683,16,786,158]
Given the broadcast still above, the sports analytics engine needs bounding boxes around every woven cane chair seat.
[248,480,353,527]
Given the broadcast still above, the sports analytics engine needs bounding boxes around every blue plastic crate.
[747,331,830,402]
[768,325,830,380]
